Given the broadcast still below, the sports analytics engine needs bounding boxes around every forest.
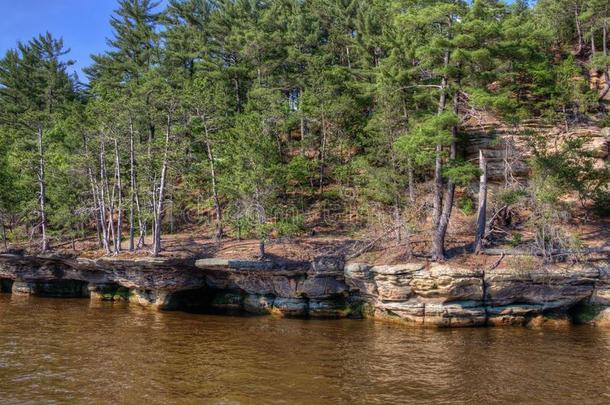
[0,0,608,262]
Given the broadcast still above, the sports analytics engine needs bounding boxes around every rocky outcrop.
[463,124,610,183]
[194,257,353,318]
[0,254,353,317]
[1,253,609,327]
[345,261,610,327]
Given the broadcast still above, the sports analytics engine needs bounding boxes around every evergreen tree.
[0,33,76,252]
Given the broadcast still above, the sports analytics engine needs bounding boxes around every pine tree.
[0,33,76,252]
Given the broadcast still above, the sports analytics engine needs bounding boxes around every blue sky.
[0,0,165,81]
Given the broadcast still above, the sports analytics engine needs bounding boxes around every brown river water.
[1,294,610,404]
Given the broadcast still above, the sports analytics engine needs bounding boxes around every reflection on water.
[1,294,610,404]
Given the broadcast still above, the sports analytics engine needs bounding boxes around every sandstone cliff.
[1,253,609,328]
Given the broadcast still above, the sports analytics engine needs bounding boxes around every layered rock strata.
[1,253,609,327]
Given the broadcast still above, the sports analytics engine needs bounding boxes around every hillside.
[0,0,609,265]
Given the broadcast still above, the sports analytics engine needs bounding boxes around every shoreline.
[1,253,609,328]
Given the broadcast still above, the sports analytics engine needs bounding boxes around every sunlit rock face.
[463,125,609,184]
[1,253,609,327]
[345,261,609,327]
[345,262,486,327]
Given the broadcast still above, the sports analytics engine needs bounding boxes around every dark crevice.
[21,279,90,298]
[163,286,215,313]
[0,278,14,293]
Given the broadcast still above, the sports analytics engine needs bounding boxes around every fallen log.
[481,246,610,257]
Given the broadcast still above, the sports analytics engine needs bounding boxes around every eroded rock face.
[345,261,610,327]
[88,283,131,302]
[591,264,610,305]
[484,265,599,308]
[1,253,609,327]
[11,279,89,298]
[346,262,486,327]
[272,298,308,317]
[0,254,206,293]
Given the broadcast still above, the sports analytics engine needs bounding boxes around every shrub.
[458,195,475,216]
[275,215,305,237]
[497,188,528,206]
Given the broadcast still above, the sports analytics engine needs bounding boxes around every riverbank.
[1,252,609,328]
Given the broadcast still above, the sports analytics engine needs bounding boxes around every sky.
[0,0,165,82]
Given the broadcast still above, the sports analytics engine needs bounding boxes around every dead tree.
[474,150,488,253]
[152,113,171,257]
[113,138,123,254]
[98,134,111,254]
[201,114,223,241]
[37,126,49,252]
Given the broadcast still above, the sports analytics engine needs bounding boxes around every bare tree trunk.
[254,187,266,259]
[431,51,449,261]
[83,134,103,248]
[389,141,402,242]
[346,46,352,69]
[599,22,610,101]
[169,194,174,234]
[300,116,306,156]
[200,115,223,240]
[434,148,456,261]
[37,127,49,253]
[103,143,116,253]
[1,223,7,250]
[407,158,415,203]
[135,191,145,249]
[319,115,327,194]
[433,85,460,261]
[204,121,223,240]
[98,136,111,255]
[474,150,488,253]
[152,114,171,257]
[574,5,583,55]
[114,139,123,254]
[129,117,136,252]
[402,100,415,203]
[393,202,402,243]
